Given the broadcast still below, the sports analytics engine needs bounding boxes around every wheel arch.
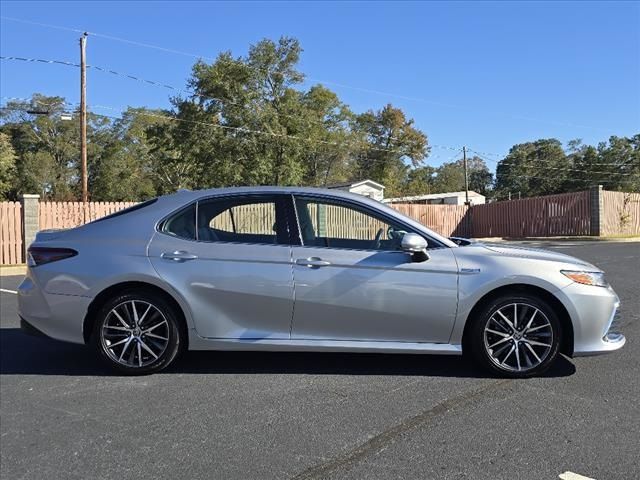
[461,284,574,357]
[82,281,189,349]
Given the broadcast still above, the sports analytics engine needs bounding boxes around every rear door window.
[196,195,293,245]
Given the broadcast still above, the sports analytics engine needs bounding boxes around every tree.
[494,136,639,198]
[0,132,17,199]
[401,156,493,197]
[495,139,568,198]
[352,104,429,196]
[152,37,429,196]
[163,36,310,189]
[595,135,640,192]
[467,157,494,196]
[402,165,437,196]
[1,95,80,199]
[90,107,162,201]
[0,94,113,200]
[299,85,354,186]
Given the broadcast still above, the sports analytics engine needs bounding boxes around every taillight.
[27,247,78,267]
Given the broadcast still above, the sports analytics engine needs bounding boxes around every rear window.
[91,198,158,223]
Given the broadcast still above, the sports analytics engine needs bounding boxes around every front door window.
[293,197,414,251]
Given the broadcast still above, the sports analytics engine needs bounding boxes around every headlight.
[561,270,608,287]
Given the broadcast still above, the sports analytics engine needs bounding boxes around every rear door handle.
[295,257,331,267]
[161,250,198,262]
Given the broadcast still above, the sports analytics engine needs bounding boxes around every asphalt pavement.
[1,241,638,480]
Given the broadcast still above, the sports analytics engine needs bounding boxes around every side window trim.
[289,193,304,246]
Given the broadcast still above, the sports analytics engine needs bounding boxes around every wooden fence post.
[20,194,40,261]
[590,185,603,236]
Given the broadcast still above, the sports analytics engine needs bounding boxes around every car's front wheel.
[91,290,182,374]
[467,294,562,378]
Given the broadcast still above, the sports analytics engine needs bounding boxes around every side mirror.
[401,233,430,262]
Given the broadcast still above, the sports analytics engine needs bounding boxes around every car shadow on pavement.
[0,327,576,378]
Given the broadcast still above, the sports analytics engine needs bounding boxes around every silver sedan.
[18,187,625,377]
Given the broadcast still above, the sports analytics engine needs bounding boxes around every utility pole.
[463,146,469,205]
[80,32,88,203]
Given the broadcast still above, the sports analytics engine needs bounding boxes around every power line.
[466,148,632,168]
[0,16,214,60]
[0,56,465,154]
[1,55,447,149]
[0,15,610,132]
[471,153,636,184]
[0,98,430,157]
[0,55,80,68]
[1,99,426,180]
[3,97,635,180]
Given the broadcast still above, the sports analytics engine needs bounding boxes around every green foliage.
[353,104,428,196]
[90,107,161,201]
[0,37,637,202]
[495,137,639,199]
[495,139,567,198]
[399,157,493,198]
[0,132,17,199]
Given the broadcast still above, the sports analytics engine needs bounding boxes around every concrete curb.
[0,265,27,276]
[473,236,640,243]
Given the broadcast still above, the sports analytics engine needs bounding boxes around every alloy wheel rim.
[101,300,169,368]
[483,302,553,372]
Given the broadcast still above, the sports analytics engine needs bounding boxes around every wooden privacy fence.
[390,204,470,237]
[470,191,591,238]
[601,190,640,236]
[0,202,23,265]
[39,201,136,230]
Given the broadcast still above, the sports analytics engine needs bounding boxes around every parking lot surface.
[1,241,638,480]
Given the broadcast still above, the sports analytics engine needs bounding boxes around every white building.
[327,180,385,201]
[383,190,485,205]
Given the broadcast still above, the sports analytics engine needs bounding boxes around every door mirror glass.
[401,233,428,253]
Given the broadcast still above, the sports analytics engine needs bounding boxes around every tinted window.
[197,195,291,245]
[162,204,196,240]
[294,197,416,251]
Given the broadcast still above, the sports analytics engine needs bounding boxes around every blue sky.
[1,1,639,170]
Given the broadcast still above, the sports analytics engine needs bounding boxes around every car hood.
[479,243,599,270]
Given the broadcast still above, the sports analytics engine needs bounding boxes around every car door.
[289,195,458,343]
[148,193,296,339]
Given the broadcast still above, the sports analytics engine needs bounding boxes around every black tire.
[466,293,562,378]
[91,290,183,375]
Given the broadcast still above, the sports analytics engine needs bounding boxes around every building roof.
[383,190,484,203]
[326,179,385,190]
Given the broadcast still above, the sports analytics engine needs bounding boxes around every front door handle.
[161,250,198,262]
[296,257,331,267]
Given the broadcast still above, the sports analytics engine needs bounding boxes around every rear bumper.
[20,317,50,338]
[18,274,90,345]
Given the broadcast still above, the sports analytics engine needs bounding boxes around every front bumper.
[587,302,626,355]
[558,282,626,356]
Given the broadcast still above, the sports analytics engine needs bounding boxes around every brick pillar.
[21,194,40,259]
[589,185,603,236]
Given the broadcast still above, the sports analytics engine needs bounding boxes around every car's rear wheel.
[91,290,182,374]
[467,294,562,378]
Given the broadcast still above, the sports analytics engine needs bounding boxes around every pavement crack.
[290,379,511,480]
